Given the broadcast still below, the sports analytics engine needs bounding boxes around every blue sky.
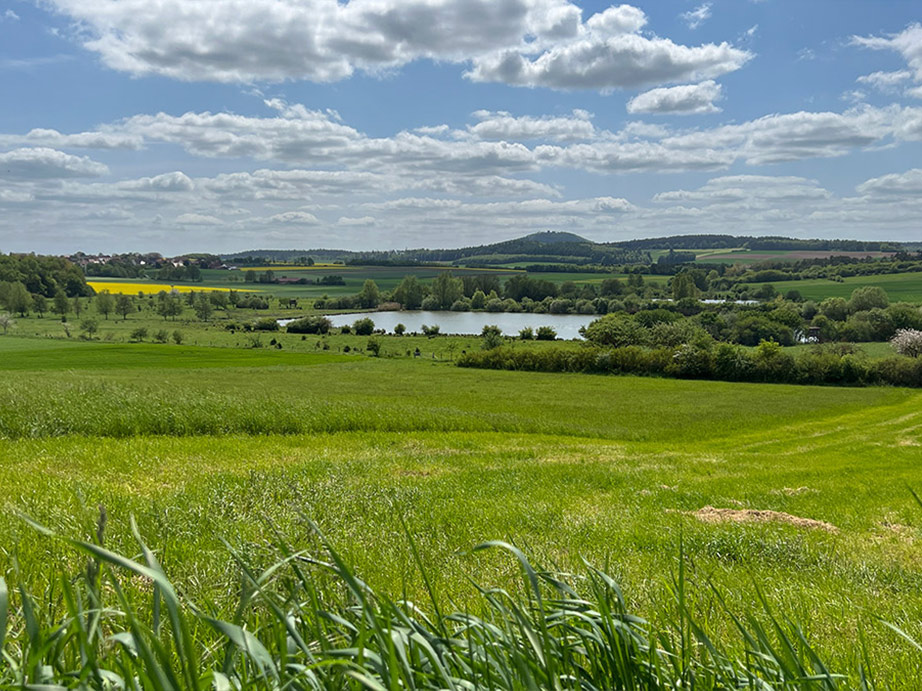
[1,0,921,254]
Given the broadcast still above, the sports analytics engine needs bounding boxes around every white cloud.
[681,4,711,30]
[266,211,321,225]
[0,128,143,150]
[467,109,595,141]
[0,148,108,179]
[336,216,376,226]
[853,24,922,82]
[175,213,222,225]
[2,9,20,21]
[42,0,751,92]
[856,168,922,197]
[626,80,722,114]
[856,70,912,91]
[468,5,751,90]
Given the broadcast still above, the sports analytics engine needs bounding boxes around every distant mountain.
[519,231,589,244]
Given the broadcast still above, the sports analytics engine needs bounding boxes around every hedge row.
[457,342,922,388]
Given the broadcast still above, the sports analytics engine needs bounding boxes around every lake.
[282,311,600,339]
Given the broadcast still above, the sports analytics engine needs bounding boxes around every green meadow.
[2,334,922,685]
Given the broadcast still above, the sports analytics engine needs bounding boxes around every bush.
[518,327,535,340]
[286,315,333,334]
[421,324,440,337]
[253,317,280,332]
[891,328,922,358]
[481,324,503,350]
[353,317,375,336]
[172,330,184,345]
[153,329,169,343]
[535,325,557,341]
[394,323,406,335]
[366,337,381,357]
[129,326,148,342]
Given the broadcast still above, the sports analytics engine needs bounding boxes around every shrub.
[891,328,922,358]
[253,317,280,332]
[421,324,440,337]
[535,325,557,341]
[519,327,535,340]
[172,330,184,345]
[366,337,381,357]
[394,323,406,335]
[353,317,375,336]
[153,329,169,343]
[286,315,332,334]
[481,324,503,350]
[129,326,148,342]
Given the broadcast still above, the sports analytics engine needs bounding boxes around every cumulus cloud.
[467,5,751,90]
[0,148,109,179]
[626,80,722,114]
[42,0,750,92]
[856,168,922,197]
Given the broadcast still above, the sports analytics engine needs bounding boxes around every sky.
[1,0,922,255]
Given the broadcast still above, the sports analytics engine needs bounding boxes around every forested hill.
[227,232,903,266]
[610,235,901,252]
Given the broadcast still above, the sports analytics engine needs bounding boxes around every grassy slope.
[2,336,922,682]
[768,271,922,302]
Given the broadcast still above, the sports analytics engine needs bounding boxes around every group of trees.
[315,272,654,313]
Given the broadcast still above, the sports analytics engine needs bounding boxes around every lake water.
[282,311,599,339]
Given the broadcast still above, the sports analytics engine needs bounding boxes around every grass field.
[768,271,922,303]
[2,333,922,684]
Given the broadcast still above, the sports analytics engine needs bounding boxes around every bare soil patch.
[691,506,838,532]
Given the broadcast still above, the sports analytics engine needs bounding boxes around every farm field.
[767,271,922,303]
[85,266,670,299]
[2,334,922,684]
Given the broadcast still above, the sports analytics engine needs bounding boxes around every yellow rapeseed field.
[87,281,250,294]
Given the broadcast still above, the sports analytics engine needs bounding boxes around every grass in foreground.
[3,514,915,689]
[2,336,922,684]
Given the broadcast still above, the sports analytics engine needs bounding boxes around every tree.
[52,289,70,320]
[481,324,503,350]
[72,296,83,317]
[671,272,698,300]
[849,286,889,313]
[31,294,48,317]
[193,294,214,321]
[353,317,375,335]
[156,293,183,320]
[209,291,229,310]
[393,276,424,309]
[130,326,148,341]
[891,328,922,358]
[115,294,134,320]
[5,282,31,317]
[394,323,406,336]
[80,318,99,339]
[0,312,14,334]
[357,279,381,309]
[96,291,115,320]
[431,272,463,309]
[470,290,486,310]
[172,330,184,344]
